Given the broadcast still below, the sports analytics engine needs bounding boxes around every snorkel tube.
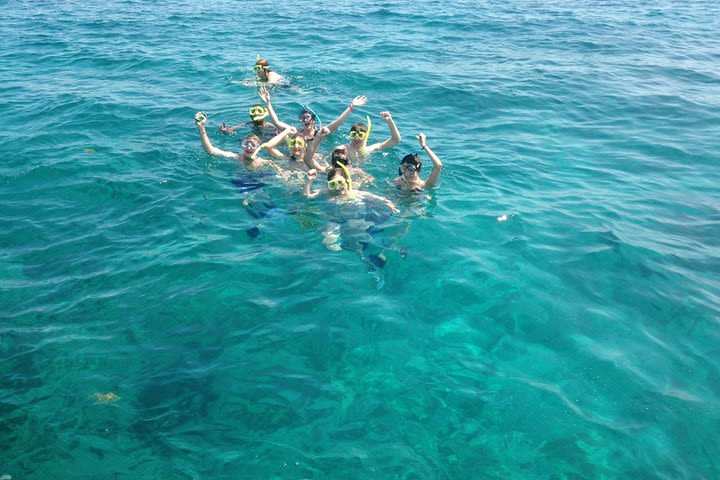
[360,115,371,155]
[255,54,263,81]
[335,161,353,191]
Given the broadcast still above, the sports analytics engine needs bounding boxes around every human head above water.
[326,166,351,193]
[298,109,316,126]
[286,133,306,155]
[349,123,368,144]
[331,145,349,167]
[241,134,261,153]
[249,104,268,123]
[399,153,422,176]
[254,58,271,79]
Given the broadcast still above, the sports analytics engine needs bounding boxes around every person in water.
[254,57,281,84]
[298,143,373,187]
[303,166,398,213]
[393,133,443,190]
[264,126,331,170]
[325,145,374,187]
[194,112,293,179]
[218,104,277,140]
[257,86,368,141]
[327,109,401,162]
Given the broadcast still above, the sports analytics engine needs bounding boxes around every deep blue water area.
[2,0,720,478]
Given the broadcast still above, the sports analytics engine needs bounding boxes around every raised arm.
[303,169,322,198]
[248,125,295,161]
[195,112,239,160]
[264,146,286,159]
[324,95,368,133]
[364,111,402,155]
[258,85,291,130]
[219,122,244,134]
[418,133,443,188]
[303,126,331,170]
[260,125,296,152]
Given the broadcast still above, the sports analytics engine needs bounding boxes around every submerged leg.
[246,226,261,238]
[321,222,342,251]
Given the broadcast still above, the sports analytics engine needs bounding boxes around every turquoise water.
[2,0,720,478]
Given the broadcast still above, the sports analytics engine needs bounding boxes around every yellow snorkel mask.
[249,105,268,122]
[349,130,367,140]
[327,177,347,191]
[286,136,306,149]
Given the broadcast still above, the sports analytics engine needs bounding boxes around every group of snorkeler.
[194,56,443,217]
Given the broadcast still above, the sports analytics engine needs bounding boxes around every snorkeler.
[254,57,281,84]
[346,111,401,161]
[303,167,398,213]
[257,86,368,141]
[194,112,294,179]
[258,86,318,141]
[264,126,331,170]
[321,145,374,187]
[393,133,443,190]
[218,104,277,140]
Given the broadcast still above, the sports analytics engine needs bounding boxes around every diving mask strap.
[335,161,353,191]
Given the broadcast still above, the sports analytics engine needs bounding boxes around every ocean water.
[2,0,720,478]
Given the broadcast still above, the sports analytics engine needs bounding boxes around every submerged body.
[304,167,399,252]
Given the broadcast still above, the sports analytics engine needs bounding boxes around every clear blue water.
[2,0,720,478]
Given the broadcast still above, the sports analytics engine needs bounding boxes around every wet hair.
[255,58,270,70]
[349,123,367,133]
[327,167,350,182]
[399,153,422,175]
